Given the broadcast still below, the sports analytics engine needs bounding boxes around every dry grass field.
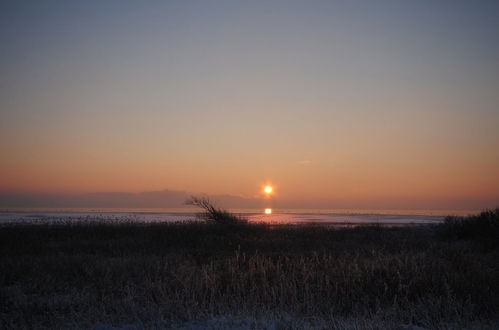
[1,209,498,329]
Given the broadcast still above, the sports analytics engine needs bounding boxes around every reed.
[1,211,498,329]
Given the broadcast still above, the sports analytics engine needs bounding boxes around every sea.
[0,208,476,226]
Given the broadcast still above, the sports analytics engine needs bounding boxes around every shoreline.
[0,211,445,226]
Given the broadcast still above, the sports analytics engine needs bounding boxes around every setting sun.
[264,185,273,194]
[264,208,272,214]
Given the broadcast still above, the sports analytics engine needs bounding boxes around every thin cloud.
[297,160,312,165]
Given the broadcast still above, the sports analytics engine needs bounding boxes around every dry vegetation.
[185,196,247,225]
[1,209,498,329]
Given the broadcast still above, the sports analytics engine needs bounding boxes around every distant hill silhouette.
[0,189,495,210]
[0,190,259,209]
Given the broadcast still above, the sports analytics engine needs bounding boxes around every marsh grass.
[1,212,498,329]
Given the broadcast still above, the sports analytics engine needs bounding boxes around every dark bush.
[437,208,499,245]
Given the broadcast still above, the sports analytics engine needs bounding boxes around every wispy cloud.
[297,160,312,165]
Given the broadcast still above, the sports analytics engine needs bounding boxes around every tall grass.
[1,212,498,328]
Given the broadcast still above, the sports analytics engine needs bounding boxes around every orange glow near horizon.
[0,1,498,212]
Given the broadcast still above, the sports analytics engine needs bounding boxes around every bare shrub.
[185,196,247,226]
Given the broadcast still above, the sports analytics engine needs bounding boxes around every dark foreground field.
[1,210,498,329]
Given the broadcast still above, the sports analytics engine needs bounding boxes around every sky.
[1,1,498,210]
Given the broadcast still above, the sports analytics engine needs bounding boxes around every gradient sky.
[1,1,498,210]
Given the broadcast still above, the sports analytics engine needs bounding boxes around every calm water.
[0,208,477,225]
